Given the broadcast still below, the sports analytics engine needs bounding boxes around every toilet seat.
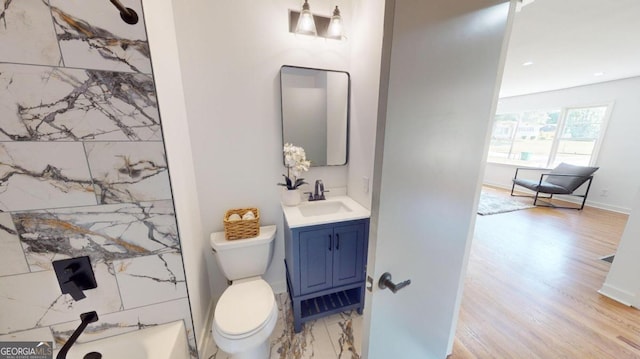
[214,278,275,339]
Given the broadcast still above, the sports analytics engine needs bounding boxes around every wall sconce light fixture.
[327,6,343,39]
[289,1,344,40]
[295,0,317,36]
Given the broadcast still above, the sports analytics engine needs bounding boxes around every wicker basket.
[223,207,260,240]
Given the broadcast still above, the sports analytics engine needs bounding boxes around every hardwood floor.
[450,188,640,359]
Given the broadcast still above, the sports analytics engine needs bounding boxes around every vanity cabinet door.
[332,222,366,287]
[299,226,334,295]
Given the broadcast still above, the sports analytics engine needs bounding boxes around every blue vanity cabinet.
[284,218,369,332]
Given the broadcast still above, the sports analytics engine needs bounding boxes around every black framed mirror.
[280,65,350,166]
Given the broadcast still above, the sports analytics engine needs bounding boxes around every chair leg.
[510,181,516,196]
[533,191,540,206]
[533,193,587,210]
[580,177,594,210]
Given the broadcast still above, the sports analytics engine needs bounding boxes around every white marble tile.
[200,330,226,359]
[0,0,61,66]
[206,345,231,359]
[50,298,196,358]
[270,293,337,359]
[0,213,29,276]
[0,142,96,211]
[0,64,162,141]
[85,142,172,204]
[0,327,56,348]
[325,313,362,359]
[114,252,187,309]
[22,248,71,273]
[14,201,179,270]
[0,262,121,335]
[49,0,151,73]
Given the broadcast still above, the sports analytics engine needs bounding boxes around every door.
[363,1,515,358]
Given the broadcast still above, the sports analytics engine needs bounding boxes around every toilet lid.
[214,279,275,337]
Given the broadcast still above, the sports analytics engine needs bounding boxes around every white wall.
[346,0,385,209]
[484,76,640,213]
[169,0,354,303]
[143,0,209,351]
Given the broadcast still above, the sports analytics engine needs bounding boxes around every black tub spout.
[56,311,99,359]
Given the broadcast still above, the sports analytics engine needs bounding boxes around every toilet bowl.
[212,278,277,358]
[210,225,278,359]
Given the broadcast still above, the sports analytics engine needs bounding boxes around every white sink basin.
[282,196,370,228]
[298,200,353,217]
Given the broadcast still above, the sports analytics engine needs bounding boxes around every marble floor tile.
[325,313,362,359]
[205,293,363,359]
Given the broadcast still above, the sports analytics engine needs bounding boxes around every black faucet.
[315,180,325,200]
[314,180,329,200]
[56,311,99,359]
[304,180,330,201]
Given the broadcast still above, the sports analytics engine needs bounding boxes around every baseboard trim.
[198,298,216,358]
[598,283,636,307]
[270,279,287,294]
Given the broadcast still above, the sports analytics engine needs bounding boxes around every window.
[487,105,609,168]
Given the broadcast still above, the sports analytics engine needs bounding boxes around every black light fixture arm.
[109,0,139,25]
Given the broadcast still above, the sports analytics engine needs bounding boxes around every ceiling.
[499,0,640,98]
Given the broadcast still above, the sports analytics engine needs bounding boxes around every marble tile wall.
[0,0,196,357]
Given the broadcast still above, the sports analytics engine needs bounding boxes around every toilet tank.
[210,225,276,281]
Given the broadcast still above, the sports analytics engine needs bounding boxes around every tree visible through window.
[487,105,609,167]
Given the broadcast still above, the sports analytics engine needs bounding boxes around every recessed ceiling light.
[522,61,534,66]
[593,72,605,77]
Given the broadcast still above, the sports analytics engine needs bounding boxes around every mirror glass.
[280,65,349,166]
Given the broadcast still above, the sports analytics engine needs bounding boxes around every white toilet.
[210,225,278,359]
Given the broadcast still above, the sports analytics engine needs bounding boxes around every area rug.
[477,191,536,216]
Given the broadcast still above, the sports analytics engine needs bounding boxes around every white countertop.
[281,196,371,228]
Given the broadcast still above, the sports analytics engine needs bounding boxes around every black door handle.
[378,272,411,293]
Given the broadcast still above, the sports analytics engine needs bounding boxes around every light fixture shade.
[327,6,343,39]
[295,0,317,36]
